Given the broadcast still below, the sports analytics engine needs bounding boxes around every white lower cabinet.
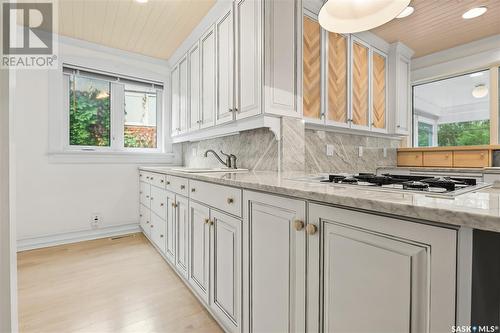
[243,190,306,333]
[139,173,458,333]
[210,209,242,333]
[188,201,211,304]
[175,195,190,279]
[308,204,457,333]
[150,212,166,254]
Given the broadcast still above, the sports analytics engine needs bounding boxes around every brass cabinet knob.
[150,224,154,228]
[166,181,171,185]
[294,220,304,231]
[160,203,164,207]
[160,179,164,183]
[204,218,210,224]
[150,177,154,181]
[191,188,196,192]
[146,221,149,224]
[306,224,318,235]
[209,220,214,226]
[172,202,177,208]
[181,185,185,190]
[139,214,143,217]
[160,234,164,238]
[227,198,234,204]
[146,195,150,199]
[150,197,154,200]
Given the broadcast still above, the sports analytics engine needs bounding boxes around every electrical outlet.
[358,146,363,157]
[326,144,335,156]
[91,213,101,229]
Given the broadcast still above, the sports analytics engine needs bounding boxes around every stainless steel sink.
[171,167,248,173]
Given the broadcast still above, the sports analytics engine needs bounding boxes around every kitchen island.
[138,167,500,333]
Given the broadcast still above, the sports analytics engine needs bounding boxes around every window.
[64,65,163,152]
[413,70,490,147]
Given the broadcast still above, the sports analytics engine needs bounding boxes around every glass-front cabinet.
[302,14,389,133]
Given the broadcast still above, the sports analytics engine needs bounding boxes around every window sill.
[48,151,178,164]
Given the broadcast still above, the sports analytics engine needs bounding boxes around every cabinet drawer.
[139,204,151,236]
[166,175,189,196]
[150,173,166,189]
[397,152,423,167]
[150,186,166,219]
[140,182,150,207]
[139,171,156,185]
[453,150,489,168]
[423,151,452,167]
[190,180,242,217]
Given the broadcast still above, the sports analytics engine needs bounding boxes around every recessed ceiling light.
[472,84,488,98]
[462,6,487,19]
[135,0,148,3]
[469,72,484,78]
[396,6,414,18]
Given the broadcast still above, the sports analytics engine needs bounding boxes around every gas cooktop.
[291,173,490,197]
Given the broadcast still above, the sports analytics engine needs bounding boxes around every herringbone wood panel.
[303,16,321,119]
[352,42,369,127]
[372,52,386,129]
[327,32,347,123]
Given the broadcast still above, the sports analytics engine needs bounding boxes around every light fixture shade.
[472,84,488,98]
[319,0,411,33]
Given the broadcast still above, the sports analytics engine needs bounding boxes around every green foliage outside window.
[437,120,490,146]
[69,76,111,147]
[417,122,433,147]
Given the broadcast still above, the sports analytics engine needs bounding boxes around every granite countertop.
[140,166,500,233]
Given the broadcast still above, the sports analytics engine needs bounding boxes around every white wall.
[14,36,181,249]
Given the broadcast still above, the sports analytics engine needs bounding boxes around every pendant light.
[319,0,411,33]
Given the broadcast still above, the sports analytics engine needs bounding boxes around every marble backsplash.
[305,129,401,174]
[180,125,401,173]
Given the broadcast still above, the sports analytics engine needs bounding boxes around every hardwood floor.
[17,233,223,333]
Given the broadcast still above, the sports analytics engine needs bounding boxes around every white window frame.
[62,66,164,154]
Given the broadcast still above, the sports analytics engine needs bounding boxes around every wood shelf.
[397,146,496,168]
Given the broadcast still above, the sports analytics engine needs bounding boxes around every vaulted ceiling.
[54,0,216,60]
[371,0,500,58]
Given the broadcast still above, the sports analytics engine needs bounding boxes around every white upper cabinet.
[188,42,201,132]
[200,26,216,129]
[170,0,301,141]
[215,7,235,125]
[234,0,262,120]
[171,65,180,136]
[178,56,189,134]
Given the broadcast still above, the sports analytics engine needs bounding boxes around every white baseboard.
[17,223,140,252]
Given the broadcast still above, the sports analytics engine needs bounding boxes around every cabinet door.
[234,0,261,120]
[396,55,410,134]
[303,14,322,122]
[189,42,201,131]
[179,56,189,134]
[372,50,387,132]
[210,209,241,333]
[200,26,216,129]
[150,212,166,254]
[188,201,210,304]
[243,191,306,333]
[175,195,189,279]
[307,204,457,333]
[171,65,180,136]
[139,204,150,237]
[326,31,348,127]
[150,186,166,219]
[215,7,235,125]
[165,191,176,264]
[139,182,150,208]
[351,38,370,129]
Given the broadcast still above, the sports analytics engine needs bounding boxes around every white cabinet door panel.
[307,204,457,333]
[243,191,306,333]
[150,186,166,219]
[139,204,150,237]
[179,56,189,134]
[171,65,180,135]
[235,0,261,120]
[216,8,235,125]
[189,42,201,131]
[165,191,176,264]
[211,209,241,333]
[188,201,210,304]
[201,26,216,129]
[175,195,189,279]
[150,212,166,255]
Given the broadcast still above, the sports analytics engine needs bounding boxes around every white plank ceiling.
[371,0,500,58]
[54,0,216,60]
